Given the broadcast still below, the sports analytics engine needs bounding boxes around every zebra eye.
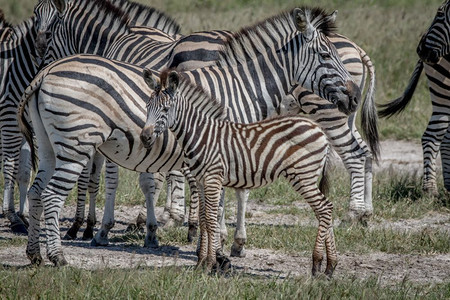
[319,52,331,60]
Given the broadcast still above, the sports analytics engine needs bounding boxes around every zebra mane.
[217,6,337,68]
[108,0,181,36]
[9,17,34,43]
[160,69,227,121]
[67,0,130,30]
[0,9,12,29]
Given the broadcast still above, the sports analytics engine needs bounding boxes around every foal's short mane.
[160,68,227,120]
[217,6,337,68]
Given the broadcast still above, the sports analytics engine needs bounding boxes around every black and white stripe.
[141,69,336,277]
[379,1,450,194]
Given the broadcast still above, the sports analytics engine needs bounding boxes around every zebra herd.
[0,0,448,276]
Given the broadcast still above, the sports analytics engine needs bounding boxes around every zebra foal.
[141,69,336,277]
[379,1,450,193]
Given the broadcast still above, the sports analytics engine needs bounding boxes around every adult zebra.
[378,1,450,194]
[32,0,236,241]
[0,0,182,236]
[141,69,336,277]
[18,7,358,266]
[34,0,375,255]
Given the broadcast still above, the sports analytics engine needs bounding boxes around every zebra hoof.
[10,221,28,235]
[82,226,94,240]
[125,223,145,233]
[63,227,79,240]
[187,223,198,243]
[27,252,43,266]
[230,238,247,257]
[50,253,68,267]
[91,236,109,247]
[213,253,232,275]
[144,236,159,248]
[17,214,29,228]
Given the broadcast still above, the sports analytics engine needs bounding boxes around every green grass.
[0,265,449,300]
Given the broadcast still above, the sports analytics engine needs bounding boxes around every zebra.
[0,0,182,237]
[33,2,373,255]
[417,0,450,64]
[32,0,236,242]
[378,1,450,194]
[141,68,336,277]
[17,6,358,266]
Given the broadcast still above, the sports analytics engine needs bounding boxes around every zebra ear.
[143,69,159,91]
[167,71,180,93]
[53,0,66,14]
[293,8,308,33]
[325,10,338,24]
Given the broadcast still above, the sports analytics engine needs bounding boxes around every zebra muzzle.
[140,125,155,148]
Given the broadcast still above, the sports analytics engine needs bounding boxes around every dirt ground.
[0,140,449,285]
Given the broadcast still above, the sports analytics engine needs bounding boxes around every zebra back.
[108,0,180,37]
[417,0,450,64]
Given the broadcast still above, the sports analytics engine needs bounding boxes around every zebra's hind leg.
[17,140,31,228]
[43,159,91,266]
[421,116,449,195]
[230,189,248,257]
[92,160,117,247]
[184,168,199,242]
[439,126,450,192]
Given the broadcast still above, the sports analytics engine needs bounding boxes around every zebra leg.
[440,127,450,192]
[204,176,229,272]
[422,115,449,195]
[142,172,159,248]
[230,188,249,257]
[165,171,185,227]
[92,161,118,246]
[292,178,336,278]
[64,159,92,240]
[17,140,31,227]
[183,167,199,242]
[349,115,374,219]
[1,131,27,234]
[43,161,88,266]
[83,153,105,240]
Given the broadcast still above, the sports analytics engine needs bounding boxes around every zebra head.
[33,0,66,59]
[140,68,178,148]
[417,0,450,64]
[292,8,361,115]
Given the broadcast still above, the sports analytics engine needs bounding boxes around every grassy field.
[1,0,449,299]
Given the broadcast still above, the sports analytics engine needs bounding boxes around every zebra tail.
[318,146,331,197]
[17,71,47,171]
[357,45,381,162]
[378,60,423,119]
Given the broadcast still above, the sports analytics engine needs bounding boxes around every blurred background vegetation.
[0,0,444,141]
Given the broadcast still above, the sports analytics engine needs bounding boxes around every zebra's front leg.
[64,160,92,240]
[141,172,159,248]
[1,133,27,235]
[202,176,228,272]
[165,171,186,227]
[92,161,118,247]
[230,188,248,257]
[184,168,199,242]
[422,118,449,195]
[83,153,105,240]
